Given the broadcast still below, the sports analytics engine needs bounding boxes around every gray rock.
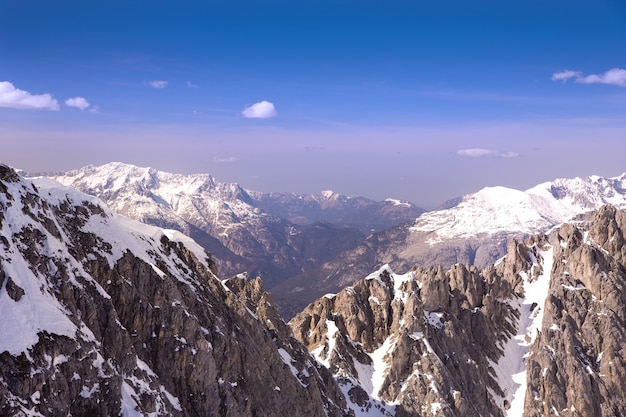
[0,165,352,417]
[524,206,626,417]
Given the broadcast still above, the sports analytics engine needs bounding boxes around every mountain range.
[47,163,626,317]
[2,163,626,416]
[272,172,626,316]
[45,162,422,314]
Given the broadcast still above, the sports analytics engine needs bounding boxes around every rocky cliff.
[289,206,626,416]
[0,165,351,417]
[289,246,526,416]
[523,205,626,416]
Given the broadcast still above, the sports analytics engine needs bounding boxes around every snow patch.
[491,245,554,417]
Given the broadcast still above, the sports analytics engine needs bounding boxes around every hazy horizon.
[2,1,625,208]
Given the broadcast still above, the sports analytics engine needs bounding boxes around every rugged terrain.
[249,189,423,234]
[0,165,351,417]
[274,173,626,315]
[289,205,626,416]
[2,163,626,416]
[47,162,420,294]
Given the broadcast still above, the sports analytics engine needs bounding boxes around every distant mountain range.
[42,163,626,317]
[46,162,422,295]
[3,163,626,416]
[272,172,626,316]
[249,189,424,233]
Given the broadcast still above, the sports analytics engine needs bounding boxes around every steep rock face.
[289,206,626,416]
[524,206,626,416]
[0,166,351,417]
[289,241,541,416]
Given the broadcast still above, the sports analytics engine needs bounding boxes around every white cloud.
[551,68,626,87]
[213,156,239,164]
[457,148,498,157]
[551,70,581,82]
[242,101,277,118]
[578,68,626,87]
[148,80,168,89]
[65,97,90,110]
[213,156,239,163]
[186,81,198,88]
[0,81,59,110]
[457,148,519,158]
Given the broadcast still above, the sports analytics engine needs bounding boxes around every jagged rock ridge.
[0,165,352,417]
[523,205,626,416]
[289,205,626,416]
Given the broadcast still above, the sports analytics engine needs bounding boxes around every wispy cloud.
[65,97,90,110]
[0,81,59,110]
[186,81,198,88]
[457,148,519,158]
[551,70,582,82]
[213,156,239,163]
[242,101,277,118]
[148,80,168,89]
[305,146,326,152]
[552,68,626,87]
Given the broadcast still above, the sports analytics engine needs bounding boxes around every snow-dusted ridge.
[411,173,626,243]
[1,165,356,416]
[0,173,214,356]
[490,244,554,416]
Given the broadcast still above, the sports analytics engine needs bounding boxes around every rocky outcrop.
[289,240,536,416]
[524,206,626,416]
[0,166,352,417]
[289,210,626,416]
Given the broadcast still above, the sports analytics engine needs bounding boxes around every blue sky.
[1,0,625,208]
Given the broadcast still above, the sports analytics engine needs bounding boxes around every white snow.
[410,173,626,242]
[490,245,554,417]
[80,383,100,398]
[424,311,444,329]
[384,198,411,207]
[120,381,143,417]
[368,336,397,401]
[364,264,394,284]
[160,385,182,411]
[277,348,300,378]
[312,320,340,368]
[0,240,78,354]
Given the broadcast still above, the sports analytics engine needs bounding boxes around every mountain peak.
[0,169,353,417]
[412,173,626,242]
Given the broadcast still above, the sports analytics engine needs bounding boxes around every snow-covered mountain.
[411,174,626,243]
[47,163,420,297]
[0,164,352,416]
[273,172,626,312]
[3,163,626,416]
